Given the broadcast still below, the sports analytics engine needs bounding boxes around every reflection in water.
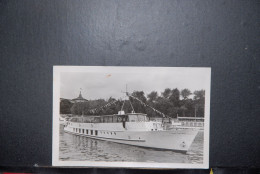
[59,126,203,163]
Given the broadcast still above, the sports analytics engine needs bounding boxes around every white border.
[52,66,211,169]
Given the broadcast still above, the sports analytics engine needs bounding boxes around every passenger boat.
[63,110,199,153]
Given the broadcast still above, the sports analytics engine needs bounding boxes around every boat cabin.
[70,113,149,123]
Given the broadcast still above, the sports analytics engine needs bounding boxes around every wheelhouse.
[127,113,149,122]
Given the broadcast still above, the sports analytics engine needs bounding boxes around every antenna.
[79,88,82,95]
[121,84,129,96]
[120,84,128,112]
[124,84,135,113]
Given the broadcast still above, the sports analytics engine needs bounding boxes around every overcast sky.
[59,67,210,100]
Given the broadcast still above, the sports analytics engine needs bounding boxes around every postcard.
[52,66,210,168]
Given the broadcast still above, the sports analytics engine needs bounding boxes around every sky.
[59,67,210,100]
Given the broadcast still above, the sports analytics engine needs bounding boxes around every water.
[59,126,204,164]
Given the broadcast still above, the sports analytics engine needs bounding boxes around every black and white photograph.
[52,66,211,168]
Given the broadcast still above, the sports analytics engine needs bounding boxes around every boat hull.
[64,126,199,152]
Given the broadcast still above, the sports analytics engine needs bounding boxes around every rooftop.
[72,91,88,101]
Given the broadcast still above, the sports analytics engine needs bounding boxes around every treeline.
[60,88,205,118]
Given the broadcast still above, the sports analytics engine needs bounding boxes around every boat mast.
[125,84,135,113]
[120,84,136,114]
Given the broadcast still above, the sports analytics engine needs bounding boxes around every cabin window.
[103,117,108,123]
[95,130,98,136]
[102,116,115,123]
[86,129,88,134]
[76,128,78,132]
[128,115,138,122]
[108,116,113,123]
[113,116,118,122]
[73,128,75,132]
[114,132,116,135]
[91,130,93,135]
[94,117,101,123]
[137,115,146,121]
[83,117,90,123]
[82,129,84,134]
[79,129,81,133]
[128,114,147,122]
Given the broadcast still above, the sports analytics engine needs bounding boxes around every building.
[71,91,88,103]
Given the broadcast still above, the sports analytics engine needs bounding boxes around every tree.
[105,97,119,114]
[183,99,195,117]
[67,88,205,119]
[161,88,171,99]
[89,99,107,115]
[70,101,90,115]
[169,88,180,107]
[129,91,147,113]
[181,89,192,100]
[108,97,116,103]
[179,89,192,117]
[70,102,81,115]
[132,91,147,102]
[179,105,187,117]
[193,90,205,101]
[154,96,177,118]
[193,90,205,117]
[60,99,73,114]
[147,91,158,102]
